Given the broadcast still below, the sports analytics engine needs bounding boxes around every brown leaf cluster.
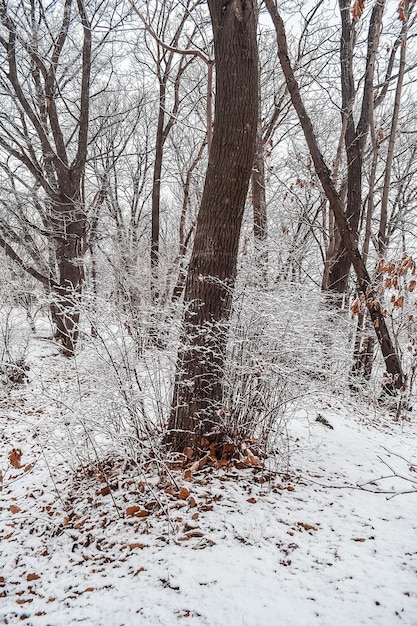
[398,0,409,23]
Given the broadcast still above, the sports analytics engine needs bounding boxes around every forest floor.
[1,327,417,626]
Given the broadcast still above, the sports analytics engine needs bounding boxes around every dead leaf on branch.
[351,296,362,315]
[398,0,408,23]
[351,0,365,21]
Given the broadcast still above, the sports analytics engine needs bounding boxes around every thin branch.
[0,234,52,287]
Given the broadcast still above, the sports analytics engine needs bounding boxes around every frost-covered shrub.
[221,283,354,455]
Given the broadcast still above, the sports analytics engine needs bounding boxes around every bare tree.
[0,0,93,354]
[265,0,405,391]
[166,0,259,454]
[131,0,211,295]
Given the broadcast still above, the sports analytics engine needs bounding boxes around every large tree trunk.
[50,194,86,356]
[166,0,259,454]
[265,0,405,391]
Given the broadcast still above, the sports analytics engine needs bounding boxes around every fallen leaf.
[179,530,204,541]
[178,487,189,500]
[16,599,33,605]
[10,505,21,514]
[129,543,148,550]
[9,449,22,469]
[26,573,40,582]
[126,505,140,517]
[353,537,366,542]
[297,522,317,531]
[75,517,88,529]
[189,456,208,473]
[247,497,257,504]
[134,568,146,576]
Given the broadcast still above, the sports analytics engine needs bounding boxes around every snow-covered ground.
[1,332,416,626]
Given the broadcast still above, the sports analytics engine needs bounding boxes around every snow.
[1,332,417,626]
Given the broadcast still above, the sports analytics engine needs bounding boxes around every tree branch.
[0,234,52,288]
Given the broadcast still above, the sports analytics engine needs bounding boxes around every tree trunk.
[151,82,166,282]
[166,0,259,454]
[251,115,268,286]
[327,0,385,297]
[50,195,86,356]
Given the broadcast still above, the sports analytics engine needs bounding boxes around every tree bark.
[166,0,259,453]
[265,0,405,391]
[251,115,268,286]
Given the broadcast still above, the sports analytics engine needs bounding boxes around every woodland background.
[0,0,416,462]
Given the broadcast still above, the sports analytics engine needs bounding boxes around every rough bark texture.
[50,191,86,356]
[166,0,259,453]
[265,0,405,390]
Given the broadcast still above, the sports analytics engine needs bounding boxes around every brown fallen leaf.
[134,568,146,576]
[178,487,189,500]
[297,522,318,532]
[9,449,22,469]
[247,497,257,504]
[129,543,148,550]
[178,530,204,541]
[353,538,366,542]
[26,573,40,582]
[126,505,140,517]
[16,599,33,605]
[10,505,21,514]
